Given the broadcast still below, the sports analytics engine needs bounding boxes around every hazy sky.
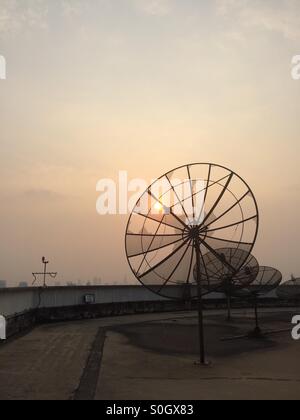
[0,0,299,286]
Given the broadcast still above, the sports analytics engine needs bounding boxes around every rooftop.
[0,308,299,400]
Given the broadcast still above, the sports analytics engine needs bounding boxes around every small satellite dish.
[222,267,282,340]
[193,248,259,321]
[277,278,300,299]
[194,248,259,294]
[235,266,282,298]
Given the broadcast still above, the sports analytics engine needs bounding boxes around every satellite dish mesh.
[277,278,300,299]
[194,248,259,294]
[234,266,282,298]
[125,163,259,301]
[222,267,283,341]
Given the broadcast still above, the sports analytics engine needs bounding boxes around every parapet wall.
[0,285,279,318]
[0,285,194,338]
[0,285,171,318]
[0,285,281,339]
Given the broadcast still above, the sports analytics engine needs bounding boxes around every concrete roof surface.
[0,309,299,400]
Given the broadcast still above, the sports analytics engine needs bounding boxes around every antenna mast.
[32,257,58,287]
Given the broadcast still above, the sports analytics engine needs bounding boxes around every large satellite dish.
[125,163,259,364]
[126,163,259,300]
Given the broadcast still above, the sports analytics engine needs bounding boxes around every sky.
[0,0,299,286]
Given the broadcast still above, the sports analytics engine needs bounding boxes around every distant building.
[18,282,28,288]
[93,277,103,285]
[0,280,7,288]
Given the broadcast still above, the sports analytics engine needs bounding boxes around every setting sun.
[154,202,164,213]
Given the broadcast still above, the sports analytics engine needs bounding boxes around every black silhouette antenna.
[32,257,58,287]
